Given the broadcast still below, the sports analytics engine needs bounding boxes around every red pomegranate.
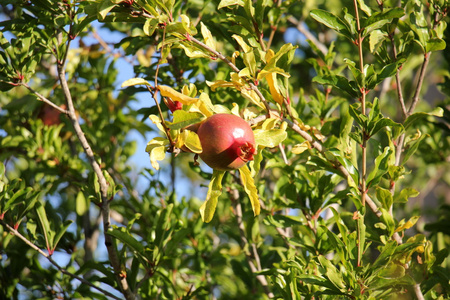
[196,114,256,171]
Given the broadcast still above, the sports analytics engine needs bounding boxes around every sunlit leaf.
[158,85,199,105]
[145,137,169,170]
[254,128,287,148]
[121,77,151,88]
[166,110,205,130]
[292,141,310,154]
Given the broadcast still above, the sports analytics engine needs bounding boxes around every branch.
[56,48,134,298]
[1,221,121,300]
[413,283,425,300]
[20,83,69,114]
[408,52,431,115]
[230,189,274,298]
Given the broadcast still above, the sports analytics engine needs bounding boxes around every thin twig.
[408,53,431,115]
[56,45,134,298]
[388,34,408,118]
[20,83,69,114]
[1,221,122,300]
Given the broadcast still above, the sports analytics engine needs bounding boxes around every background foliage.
[1,0,449,299]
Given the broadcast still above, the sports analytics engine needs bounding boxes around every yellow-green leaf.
[121,77,152,88]
[149,114,166,134]
[166,110,205,130]
[240,89,265,109]
[201,22,216,51]
[183,130,202,153]
[200,170,226,223]
[265,72,284,105]
[238,165,260,216]
[395,216,420,233]
[196,93,214,117]
[158,85,199,105]
[254,129,287,148]
[232,34,251,53]
[145,137,169,170]
[292,141,311,154]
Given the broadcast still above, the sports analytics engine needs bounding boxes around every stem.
[353,0,367,268]
[56,45,134,298]
[1,221,122,300]
[353,0,367,208]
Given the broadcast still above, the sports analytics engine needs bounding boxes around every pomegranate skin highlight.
[197,114,256,171]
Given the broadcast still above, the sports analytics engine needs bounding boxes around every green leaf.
[362,8,404,36]
[372,240,397,269]
[349,103,367,128]
[98,0,121,20]
[166,111,205,130]
[310,9,352,40]
[107,226,149,265]
[378,263,405,279]
[238,165,260,216]
[153,203,174,250]
[367,147,393,188]
[263,215,304,228]
[254,129,287,148]
[376,187,393,210]
[313,74,360,98]
[394,188,419,203]
[318,255,346,291]
[403,107,444,130]
[380,208,396,236]
[199,170,225,223]
[402,133,427,165]
[53,220,73,251]
[218,0,244,9]
[35,202,53,253]
[143,18,160,36]
[357,212,366,268]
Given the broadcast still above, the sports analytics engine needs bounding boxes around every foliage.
[1,0,449,299]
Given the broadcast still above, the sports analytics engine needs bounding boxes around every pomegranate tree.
[196,114,256,171]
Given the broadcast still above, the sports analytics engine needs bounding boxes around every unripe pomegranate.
[196,114,256,171]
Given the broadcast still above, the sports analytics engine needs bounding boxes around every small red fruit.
[39,104,67,126]
[196,114,256,171]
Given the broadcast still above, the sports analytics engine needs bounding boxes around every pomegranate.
[39,104,67,126]
[196,114,256,171]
